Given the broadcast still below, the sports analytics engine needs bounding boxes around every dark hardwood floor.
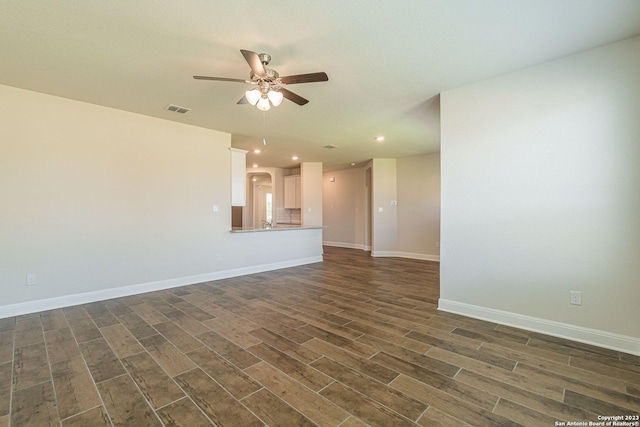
[1,246,639,426]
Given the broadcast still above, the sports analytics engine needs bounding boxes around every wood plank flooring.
[1,246,639,426]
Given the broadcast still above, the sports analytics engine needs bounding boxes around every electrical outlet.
[26,274,37,286]
[570,291,582,305]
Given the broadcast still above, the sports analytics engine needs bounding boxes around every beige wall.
[440,35,640,353]
[322,168,367,249]
[323,155,440,260]
[0,84,322,316]
[397,153,440,260]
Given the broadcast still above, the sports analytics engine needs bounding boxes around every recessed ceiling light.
[292,156,298,160]
[375,136,385,142]
[254,149,261,154]
[252,164,258,168]
[350,162,356,166]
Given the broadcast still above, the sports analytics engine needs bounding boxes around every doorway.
[254,183,273,227]
[245,172,272,228]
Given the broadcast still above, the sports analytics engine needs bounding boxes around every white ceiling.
[2,1,640,171]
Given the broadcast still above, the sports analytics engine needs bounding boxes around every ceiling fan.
[194,49,328,111]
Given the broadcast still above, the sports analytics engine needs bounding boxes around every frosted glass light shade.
[268,90,283,106]
[245,89,261,105]
[256,97,271,111]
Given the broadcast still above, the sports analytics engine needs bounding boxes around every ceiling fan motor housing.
[250,68,279,82]
[258,53,271,65]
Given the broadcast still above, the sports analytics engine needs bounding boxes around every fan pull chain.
[262,111,267,145]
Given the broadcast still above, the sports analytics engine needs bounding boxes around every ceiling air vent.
[323,144,339,149]
[165,104,191,114]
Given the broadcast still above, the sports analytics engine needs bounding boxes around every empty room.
[1,1,639,426]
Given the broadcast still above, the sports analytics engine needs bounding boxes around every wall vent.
[165,104,191,114]
[323,144,339,149]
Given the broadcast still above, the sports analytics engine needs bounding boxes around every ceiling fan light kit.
[256,97,271,111]
[245,86,283,111]
[245,89,261,105]
[267,90,283,106]
[194,49,328,111]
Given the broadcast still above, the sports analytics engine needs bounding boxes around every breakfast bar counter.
[230,225,323,233]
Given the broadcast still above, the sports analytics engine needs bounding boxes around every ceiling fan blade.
[280,88,309,106]
[237,95,248,104]
[193,76,246,82]
[280,72,328,85]
[240,49,266,77]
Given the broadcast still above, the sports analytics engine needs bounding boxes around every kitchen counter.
[230,224,323,233]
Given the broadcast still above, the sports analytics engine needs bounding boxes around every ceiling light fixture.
[253,149,261,154]
[375,136,385,142]
[245,86,283,112]
[292,156,298,160]
[194,49,328,109]
[268,90,284,106]
[252,164,258,168]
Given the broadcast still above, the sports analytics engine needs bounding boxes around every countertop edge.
[230,225,324,233]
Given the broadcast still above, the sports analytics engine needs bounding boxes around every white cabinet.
[284,175,301,208]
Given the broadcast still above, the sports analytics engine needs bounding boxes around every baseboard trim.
[323,241,375,252]
[393,251,440,262]
[322,241,365,250]
[438,298,640,356]
[371,250,440,262]
[0,256,323,319]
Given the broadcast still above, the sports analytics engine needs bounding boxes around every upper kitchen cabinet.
[284,175,301,209]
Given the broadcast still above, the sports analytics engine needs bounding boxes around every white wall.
[440,35,640,353]
[371,159,398,256]
[0,84,322,317]
[397,153,440,260]
[301,162,323,226]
